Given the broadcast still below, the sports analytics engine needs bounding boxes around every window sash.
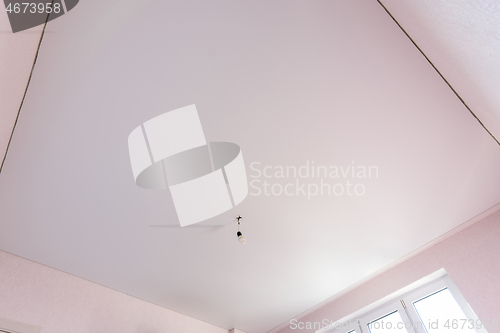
[401,275,488,333]
[358,297,416,333]
[317,274,488,333]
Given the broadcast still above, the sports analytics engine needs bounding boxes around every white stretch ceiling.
[381,0,500,142]
[0,10,43,166]
[1,1,500,332]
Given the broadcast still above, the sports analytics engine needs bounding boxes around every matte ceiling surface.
[382,0,500,141]
[0,11,43,164]
[1,0,500,332]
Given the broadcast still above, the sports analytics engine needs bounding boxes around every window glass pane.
[368,311,409,333]
[413,288,476,333]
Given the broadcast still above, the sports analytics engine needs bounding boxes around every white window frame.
[401,275,489,333]
[322,318,361,333]
[358,298,415,333]
[318,270,490,333]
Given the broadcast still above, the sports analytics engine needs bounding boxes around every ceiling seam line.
[375,0,500,147]
[0,1,55,174]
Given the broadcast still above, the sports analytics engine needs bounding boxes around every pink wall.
[1,210,499,333]
[276,208,500,333]
[0,250,227,333]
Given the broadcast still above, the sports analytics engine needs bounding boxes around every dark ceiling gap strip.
[0,1,56,174]
[376,0,500,146]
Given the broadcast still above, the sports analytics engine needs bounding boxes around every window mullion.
[400,298,425,333]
